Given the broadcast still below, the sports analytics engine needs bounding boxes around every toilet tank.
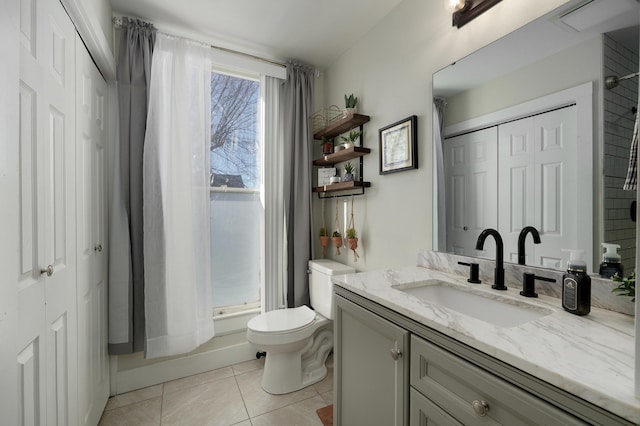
[308,259,355,319]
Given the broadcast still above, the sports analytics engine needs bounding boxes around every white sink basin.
[397,280,552,327]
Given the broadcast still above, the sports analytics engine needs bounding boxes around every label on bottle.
[563,277,577,311]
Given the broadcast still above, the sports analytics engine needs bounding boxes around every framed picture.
[379,115,418,174]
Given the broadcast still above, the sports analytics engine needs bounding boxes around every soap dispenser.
[599,243,623,278]
[561,249,590,316]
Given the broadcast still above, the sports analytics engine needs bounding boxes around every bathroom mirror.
[433,0,639,273]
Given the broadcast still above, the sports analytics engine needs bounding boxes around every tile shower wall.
[603,34,639,274]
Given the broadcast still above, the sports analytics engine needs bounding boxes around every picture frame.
[379,115,418,174]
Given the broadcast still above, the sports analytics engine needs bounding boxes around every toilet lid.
[248,306,316,333]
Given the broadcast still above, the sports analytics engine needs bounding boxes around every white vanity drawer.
[410,335,586,425]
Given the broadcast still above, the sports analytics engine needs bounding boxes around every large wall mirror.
[433,0,639,274]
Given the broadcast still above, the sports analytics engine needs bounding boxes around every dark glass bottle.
[562,267,591,316]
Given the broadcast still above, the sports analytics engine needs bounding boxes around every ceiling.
[109,0,404,67]
[434,0,640,97]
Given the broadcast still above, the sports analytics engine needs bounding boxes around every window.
[209,69,262,315]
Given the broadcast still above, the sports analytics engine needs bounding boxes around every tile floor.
[98,355,333,426]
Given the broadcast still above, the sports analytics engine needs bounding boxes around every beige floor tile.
[312,367,333,395]
[163,366,234,395]
[161,376,249,426]
[230,421,252,426]
[320,391,333,406]
[231,357,265,375]
[236,369,319,418]
[98,396,161,426]
[104,384,164,411]
[250,395,326,426]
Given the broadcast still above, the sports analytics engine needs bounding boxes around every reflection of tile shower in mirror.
[603,33,638,274]
[432,0,639,274]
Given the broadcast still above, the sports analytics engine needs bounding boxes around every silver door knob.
[390,348,402,361]
[472,400,489,417]
[41,265,54,277]
[94,244,103,253]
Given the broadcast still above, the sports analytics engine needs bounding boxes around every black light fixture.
[449,0,503,28]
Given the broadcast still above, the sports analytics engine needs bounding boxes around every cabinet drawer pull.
[390,348,402,360]
[41,265,54,277]
[472,399,489,416]
[94,244,103,253]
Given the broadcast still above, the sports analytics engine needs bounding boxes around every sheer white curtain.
[143,33,214,358]
[433,97,447,251]
[262,75,286,312]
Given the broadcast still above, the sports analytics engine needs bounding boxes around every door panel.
[498,106,578,269]
[444,127,498,257]
[75,36,110,426]
[18,0,78,424]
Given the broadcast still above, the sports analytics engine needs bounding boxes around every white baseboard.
[111,340,256,395]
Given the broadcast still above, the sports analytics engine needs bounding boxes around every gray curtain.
[109,18,156,355]
[433,97,447,251]
[282,62,314,308]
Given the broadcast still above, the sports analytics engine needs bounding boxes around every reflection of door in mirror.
[445,103,584,268]
[444,127,498,257]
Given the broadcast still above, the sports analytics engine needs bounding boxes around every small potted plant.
[319,227,330,248]
[338,129,361,149]
[343,162,355,181]
[612,271,636,302]
[346,227,359,261]
[343,93,358,117]
[320,136,333,155]
[332,230,343,255]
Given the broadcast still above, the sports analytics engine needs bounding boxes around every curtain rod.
[209,44,286,68]
[113,16,287,69]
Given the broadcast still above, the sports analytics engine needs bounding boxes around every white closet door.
[498,117,536,263]
[0,0,20,424]
[17,0,78,424]
[444,127,498,257]
[498,106,579,269]
[534,107,579,269]
[75,36,109,426]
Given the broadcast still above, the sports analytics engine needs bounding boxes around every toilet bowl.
[246,259,355,394]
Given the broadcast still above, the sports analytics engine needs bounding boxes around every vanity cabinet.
[334,293,408,426]
[334,287,633,426]
[312,114,371,198]
[410,335,584,426]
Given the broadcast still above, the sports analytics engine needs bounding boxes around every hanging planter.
[346,197,360,262]
[332,230,343,256]
[319,200,330,257]
[332,199,342,255]
[319,227,330,254]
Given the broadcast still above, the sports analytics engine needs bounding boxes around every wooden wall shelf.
[312,180,371,193]
[314,114,370,140]
[313,146,371,167]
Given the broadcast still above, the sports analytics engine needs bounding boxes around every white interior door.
[534,106,579,269]
[498,106,579,269]
[0,0,20,424]
[75,36,109,426]
[498,117,536,263]
[444,127,498,257]
[17,0,78,424]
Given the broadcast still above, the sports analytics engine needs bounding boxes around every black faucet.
[475,228,506,290]
[517,226,541,265]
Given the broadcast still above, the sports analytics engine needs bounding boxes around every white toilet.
[246,259,355,394]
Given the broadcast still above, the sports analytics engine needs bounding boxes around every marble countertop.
[332,266,638,424]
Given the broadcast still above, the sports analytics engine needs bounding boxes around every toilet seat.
[248,306,316,334]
